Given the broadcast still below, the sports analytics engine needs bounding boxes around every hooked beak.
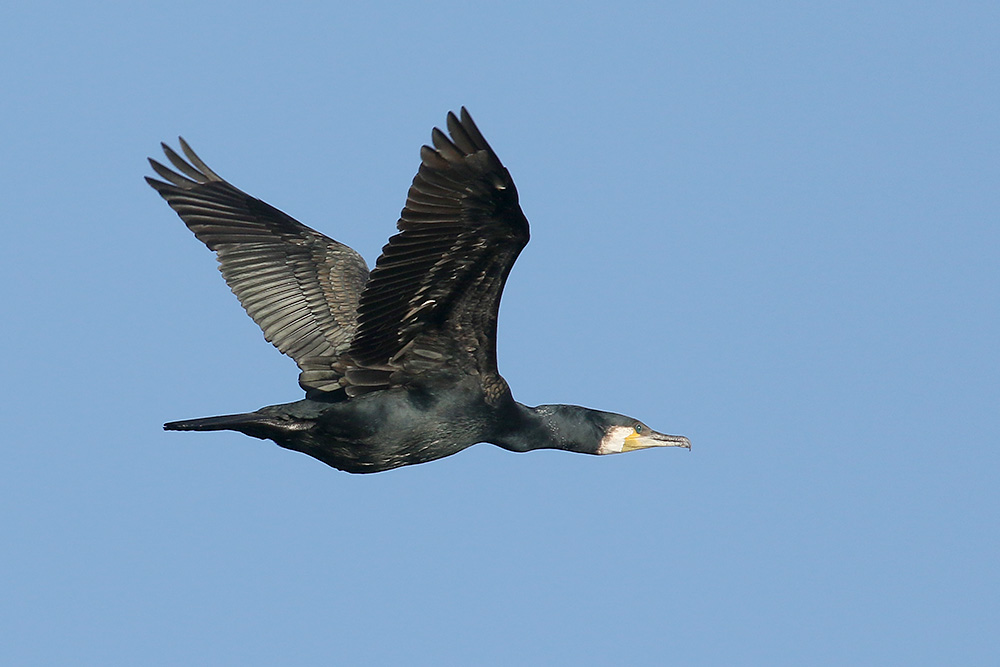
[623,429,692,452]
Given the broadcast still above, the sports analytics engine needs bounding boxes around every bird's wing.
[346,109,529,399]
[147,139,369,394]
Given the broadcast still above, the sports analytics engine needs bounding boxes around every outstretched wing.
[347,109,530,399]
[147,139,369,394]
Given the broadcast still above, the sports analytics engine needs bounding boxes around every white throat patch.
[597,425,636,455]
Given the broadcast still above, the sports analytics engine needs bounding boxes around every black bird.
[148,109,690,473]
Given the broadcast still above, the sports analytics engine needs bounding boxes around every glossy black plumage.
[150,109,690,473]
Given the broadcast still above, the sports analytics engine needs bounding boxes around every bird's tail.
[164,412,265,431]
[163,412,283,441]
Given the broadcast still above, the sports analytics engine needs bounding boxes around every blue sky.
[2,1,997,664]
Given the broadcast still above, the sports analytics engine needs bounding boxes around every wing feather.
[348,109,529,400]
[147,141,369,393]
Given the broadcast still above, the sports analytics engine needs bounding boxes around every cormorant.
[148,109,690,473]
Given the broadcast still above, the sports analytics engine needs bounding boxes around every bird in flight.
[148,109,690,473]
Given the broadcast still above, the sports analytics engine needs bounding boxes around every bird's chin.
[598,426,691,454]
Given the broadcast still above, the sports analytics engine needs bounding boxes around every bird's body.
[149,109,690,473]
[166,381,496,474]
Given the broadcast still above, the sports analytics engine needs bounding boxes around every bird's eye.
[635,424,643,433]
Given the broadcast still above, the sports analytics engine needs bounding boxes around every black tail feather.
[164,412,262,432]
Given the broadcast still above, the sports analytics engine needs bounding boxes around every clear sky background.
[2,2,997,664]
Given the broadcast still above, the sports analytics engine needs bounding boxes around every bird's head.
[525,405,691,456]
[592,412,692,455]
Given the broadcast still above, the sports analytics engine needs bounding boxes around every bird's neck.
[488,402,594,454]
